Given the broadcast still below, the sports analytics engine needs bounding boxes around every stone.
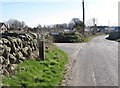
[10,41,17,53]
[12,38,20,49]
[6,64,11,72]
[0,56,5,64]
[28,46,32,52]
[4,45,11,53]
[13,53,16,56]
[4,58,10,66]
[0,45,4,55]
[0,40,3,44]
[8,64,17,76]
[0,64,2,69]
[33,39,37,44]
[29,32,37,39]
[2,38,9,44]
[11,64,17,70]
[21,47,29,57]
[18,60,23,63]
[2,45,10,58]
[2,38,11,47]
[9,54,17,64]
[30,41,33,48]
[16,38,23,48]
[27,47,32,58]
[0,64,3,75]
[7,64,16,74]
[3,68,9,76]
[20,57,26,61]
[16,51,23,59]
[27,41,31,45]
[26,34,33,41]
[19,35,27,41]
[23,42,27,48]
[33,39,37,50]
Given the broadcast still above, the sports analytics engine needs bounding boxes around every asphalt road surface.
[55,35,118,86]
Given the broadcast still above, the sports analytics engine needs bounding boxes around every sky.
[0,0,119,27]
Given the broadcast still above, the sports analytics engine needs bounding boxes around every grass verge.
[2,47,68,87]
[116,39,120,42]
[83,33,106,43]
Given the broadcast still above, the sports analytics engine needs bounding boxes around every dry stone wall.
[0,31,38,76]
[108,31,120,40]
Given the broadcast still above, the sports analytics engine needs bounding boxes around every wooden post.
[39,40,44,60]
[37,29,44,60]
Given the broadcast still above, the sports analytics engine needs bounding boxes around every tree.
[68,21,74,30]
[62,23,67,29]
[68,18,83,32]
[21,21,26,29]
[6,19,27,30]
[37,24,42,29]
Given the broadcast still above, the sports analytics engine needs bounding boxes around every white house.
[0,23,7,33]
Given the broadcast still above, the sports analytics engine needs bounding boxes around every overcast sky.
[0,0,119,27]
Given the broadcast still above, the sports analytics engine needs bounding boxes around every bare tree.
[21,21,26,29]
[37,24,42,29]
[6,19,27,30]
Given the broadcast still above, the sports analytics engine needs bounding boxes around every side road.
[55,35,118,86]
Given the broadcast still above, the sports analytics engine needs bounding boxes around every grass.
[82,33,107,43]
[2,47,68,87]
[116,39,120,42]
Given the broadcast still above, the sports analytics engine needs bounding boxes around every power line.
[84,1,92,19]
[84,1,93,27]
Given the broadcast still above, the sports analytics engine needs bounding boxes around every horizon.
[1,0,119,27]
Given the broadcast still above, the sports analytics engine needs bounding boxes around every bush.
[52,32,87,43]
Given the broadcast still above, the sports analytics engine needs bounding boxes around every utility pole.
[93,18,97,34]
[93,18,95,26]
[82,0,85,34]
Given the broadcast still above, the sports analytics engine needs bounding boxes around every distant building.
[50,32,60,36]
[0,23,8,33]
[63,28,76,33]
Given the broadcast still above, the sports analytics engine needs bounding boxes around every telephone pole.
[82,0,85,34]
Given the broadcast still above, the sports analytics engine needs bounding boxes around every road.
[55,35,118,86]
